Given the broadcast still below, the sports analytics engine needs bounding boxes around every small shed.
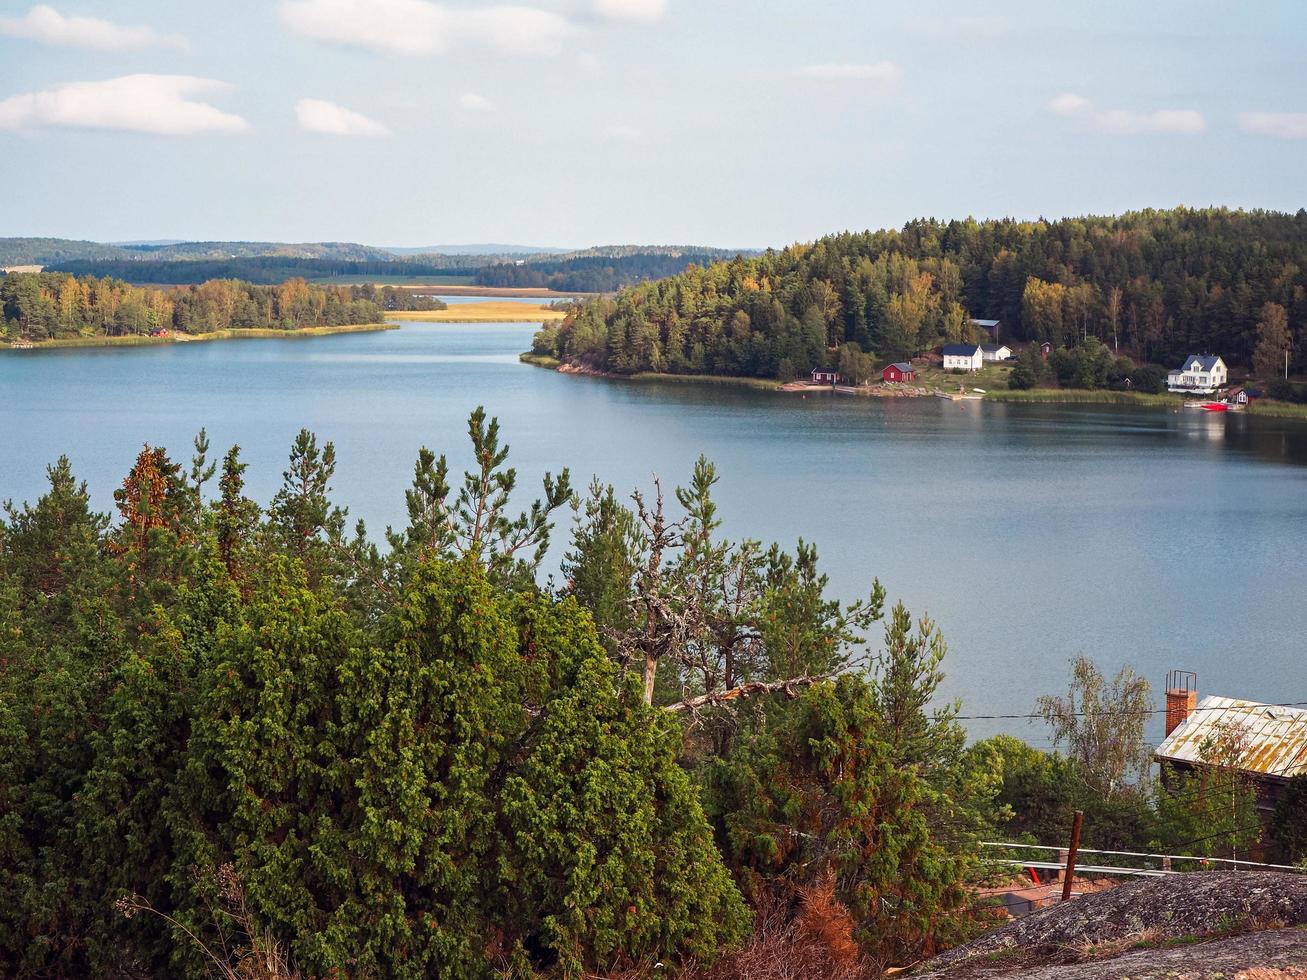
[882,361,917,383]
[811,368,839,385]
[981,344,1012,362]
[1039,342,1053,359]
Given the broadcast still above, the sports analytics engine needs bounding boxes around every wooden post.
[1061,810,1084,902]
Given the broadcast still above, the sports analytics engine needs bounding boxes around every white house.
[942,343,984,372]
[980,344,1012,362]
[1167,354,1227,394]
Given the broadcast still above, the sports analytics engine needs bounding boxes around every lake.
[3,320,1306,746]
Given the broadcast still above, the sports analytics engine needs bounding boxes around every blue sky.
[1,0,1304,248]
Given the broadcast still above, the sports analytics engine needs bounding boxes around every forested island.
[3,414,1304,978]
[0,272,442,345]
[530,208,1307,383]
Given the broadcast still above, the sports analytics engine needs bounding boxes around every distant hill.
[9,236,753,292]
[385,244,569,257]
[0,238,404,266]
[477,246,755,292]
[0,238,127,267]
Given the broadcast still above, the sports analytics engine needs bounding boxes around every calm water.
[4,321,1306,744]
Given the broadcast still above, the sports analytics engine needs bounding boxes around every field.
[390,302,567,323]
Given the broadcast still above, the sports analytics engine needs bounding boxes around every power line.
[955,699,1307,722]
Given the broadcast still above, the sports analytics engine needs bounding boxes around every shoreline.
[1,322,396,352]
[519,358,1307,421]
[983,389,1184,407]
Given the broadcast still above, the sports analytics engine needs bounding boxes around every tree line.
[3,414,1295,977]
[43,257,478,286]
[532,207,1307,380]
[0,272,394,341]
[477,249,745,293]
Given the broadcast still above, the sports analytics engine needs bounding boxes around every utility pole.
[1061,810,1084,902]
[1286,349,1291,381]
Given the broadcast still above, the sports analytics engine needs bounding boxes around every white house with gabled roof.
[942,343,983,371]
[1167,354,1227,394]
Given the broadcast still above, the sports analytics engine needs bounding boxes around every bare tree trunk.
[665,675,828,713]
[634,480,671,706]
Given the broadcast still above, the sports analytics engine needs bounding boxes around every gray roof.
[888,361,913,372]
[942,344,982,356]
[1177,354,1224,372]
[970,319,1001,328]
[980,344,1008,353]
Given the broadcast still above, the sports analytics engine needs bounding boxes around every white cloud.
[1098,108,1205,135]
[1048,92,1091,117]
[278,0,571,57]
[1239,111,1307,140]
[795,62,899,83]
[459,92,496,112]
[0,75,247,135]
[0,4,186,50]
[296,98,390,136]
[592,0,667,24]
[1047,93,1205,135]
[607,124,642,141]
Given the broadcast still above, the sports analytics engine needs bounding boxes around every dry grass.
[682,874,882,980]
[390,301,566,323]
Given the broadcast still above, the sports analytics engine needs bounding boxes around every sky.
[0,0,1304,249]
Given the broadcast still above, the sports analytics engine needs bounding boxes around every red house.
[882,361,917,383]
[811,368,840,384]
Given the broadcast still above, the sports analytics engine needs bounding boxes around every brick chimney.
[1165,670,1197,737]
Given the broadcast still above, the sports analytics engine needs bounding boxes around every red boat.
[1199,402,1229,412]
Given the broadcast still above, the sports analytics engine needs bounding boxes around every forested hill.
[477,246,751,292]
[531,208,1307,379]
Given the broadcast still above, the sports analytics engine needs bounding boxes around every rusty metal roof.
[1154,696,1307,781]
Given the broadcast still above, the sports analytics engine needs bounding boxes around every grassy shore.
[519,352,561,368]
[1,322,396,352]
[392,302,567,323]
[1247,399,1307,420]
[625,371,781,391]
[985,388,1184,407]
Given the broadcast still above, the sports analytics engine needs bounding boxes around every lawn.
[909,361,1016,391]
